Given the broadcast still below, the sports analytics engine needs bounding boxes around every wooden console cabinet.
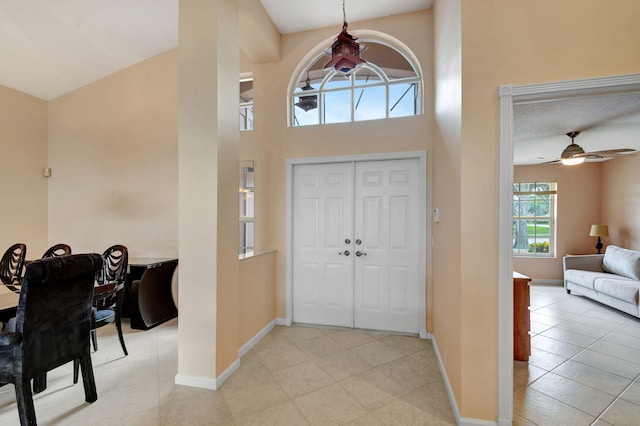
[513,271,531,361]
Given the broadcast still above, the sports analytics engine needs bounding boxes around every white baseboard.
[275,317,288,326]
[460,418,500,426]
[175,373,218,390]
[431,335,499,426]
[531,279,562,286]
[216,358,241,387]
[238,320,276,358]
[431,336,462,422]
[174,357,241,390]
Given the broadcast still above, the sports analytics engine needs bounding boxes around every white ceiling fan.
[544,131,637,165]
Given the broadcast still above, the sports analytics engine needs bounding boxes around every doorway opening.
[498,73,640,423]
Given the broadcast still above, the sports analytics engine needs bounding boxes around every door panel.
[292,163,353,327]
[354,159,419,333]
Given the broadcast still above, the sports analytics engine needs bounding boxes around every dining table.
[0,291,20,324]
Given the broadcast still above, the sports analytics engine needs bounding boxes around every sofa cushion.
[564,270,621,291]
[593,278,640,304]
[602,245,640,281]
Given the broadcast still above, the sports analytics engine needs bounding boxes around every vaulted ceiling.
[0,0,431,100]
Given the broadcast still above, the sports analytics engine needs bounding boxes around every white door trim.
[286,150,428,338]
[497,73,640,425]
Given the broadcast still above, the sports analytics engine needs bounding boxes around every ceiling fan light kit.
[539,130,636,166]
[560,131,586,165]
[560,156,585,166]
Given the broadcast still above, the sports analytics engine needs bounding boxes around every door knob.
[356,251,367,257]
[339,250,350,256]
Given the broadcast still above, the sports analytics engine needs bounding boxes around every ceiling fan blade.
[582,148,637,156]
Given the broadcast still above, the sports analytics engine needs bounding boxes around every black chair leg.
[32,374,47,394]
[91,329,98,352]
[73,359,80,384]
[79,353,97,403]
[115,315,128,356]
[15,376,36,426]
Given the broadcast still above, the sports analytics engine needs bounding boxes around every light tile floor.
[515,284,640,426]
[0,319,456,425]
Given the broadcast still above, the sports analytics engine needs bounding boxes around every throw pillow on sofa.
[602,245,640,281]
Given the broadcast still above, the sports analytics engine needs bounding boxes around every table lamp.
[589,224,609,254]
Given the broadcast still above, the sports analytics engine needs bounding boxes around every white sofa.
[563,245,640,318]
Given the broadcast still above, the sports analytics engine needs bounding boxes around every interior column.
[177,0,240,388]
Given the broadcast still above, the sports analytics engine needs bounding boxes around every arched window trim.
[288,30,424,127]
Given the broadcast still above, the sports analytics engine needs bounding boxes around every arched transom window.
[290,38,422,127]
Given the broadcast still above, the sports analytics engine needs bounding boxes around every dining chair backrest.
[17,254,103,373]
[0,243,27,287]
[96,245,128,286]
[41,243,72,258]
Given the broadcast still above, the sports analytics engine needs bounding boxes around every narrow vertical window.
[240,78,253,131]
[239,161,254,255]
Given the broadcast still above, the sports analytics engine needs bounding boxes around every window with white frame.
[240,77,253,131]
[291,40,422,127]
[513,182,557,257]
[239,161,254,255]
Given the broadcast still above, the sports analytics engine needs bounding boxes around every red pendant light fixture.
[323,0,366,76]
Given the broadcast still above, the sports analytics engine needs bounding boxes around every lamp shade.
[589,224,609,237]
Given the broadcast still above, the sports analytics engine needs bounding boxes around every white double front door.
[292,158,420,333]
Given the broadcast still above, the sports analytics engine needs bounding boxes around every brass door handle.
[356,251,367,257]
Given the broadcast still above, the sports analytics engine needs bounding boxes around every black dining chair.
[0,243,27,294]
[0,253,102,426]
[92,244,128,355]
[41,243,72,258]
[72,245,129,384]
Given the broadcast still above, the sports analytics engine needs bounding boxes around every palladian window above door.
[290,37,423,127]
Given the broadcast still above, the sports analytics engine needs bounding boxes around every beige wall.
[451,0,640,419]
[432,0,462,409]
[513,163,602,280]
[239,251,276,345]
[0,86,48,258]
[47,50,178,257]
[602,155,640,250]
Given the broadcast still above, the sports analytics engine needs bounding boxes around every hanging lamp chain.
[342,0,348,31]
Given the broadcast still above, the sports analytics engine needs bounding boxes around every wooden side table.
[513,272,531,361]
